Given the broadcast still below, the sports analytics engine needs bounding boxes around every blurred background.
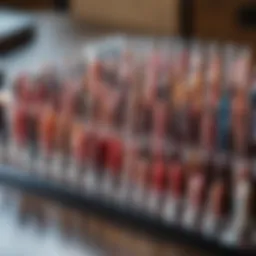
[1,0,256,82]
[0,1,256,255]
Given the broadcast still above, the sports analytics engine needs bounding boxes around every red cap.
[152,159,166,191]
[94,136,109,169]
[105,137,123,175]
[168,161,184,198]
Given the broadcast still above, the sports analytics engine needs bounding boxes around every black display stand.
[0,165,254,256]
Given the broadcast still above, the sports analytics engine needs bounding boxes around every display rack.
[0,165,254,256]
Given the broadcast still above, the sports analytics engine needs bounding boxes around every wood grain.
[71,0,180,34]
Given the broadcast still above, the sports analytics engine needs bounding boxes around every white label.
[37,154,48,176]
[132,186,145,209]
[148,191,160,215]
[232,182,250,232]
[183,204,198,229]
[163,197,179,222]
[51,155,63,181]
[202,212,217,236]
[20,149,31,171]
[117,183,129,203]
[102,172,113,198]
[67,163,78,185]
[84,170,97,193]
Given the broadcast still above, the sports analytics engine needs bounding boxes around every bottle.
[163,154,184,222]
[117,139,138,203]
[217,92,231,153]
[144,51,160,106]
[187,42,204,146]
[205,43,222,109]
[231,90,249,155]
[148,155,166,215]
[67,122,88,186]
[9,104,30,167]
[222,159,252,245]
[202,158,229,236]
[37,104,57,177]
[183,154,206,229]
[152,97,168,141]
[131,148,150,209]
[102,135,123,200]
[201,107,217,152]
[82,127,98,193]
[51,111,72,182]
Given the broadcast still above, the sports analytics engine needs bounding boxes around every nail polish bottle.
[82,128,98,193]
[201,107,217,153]
[84,133,107,194]
[37,104,57,177]
[148,154,166,216]
[67,122,87,186]
[163,154,184,223]
[102,135,123,200]
[118,139,138,204]
[223,159,252,246]
[202,159,228,236]
[187,43,204,134]
[131,148,150,210]
[183,154,206,230]
[51,111,72,182]
[206,43,222,109]
[153,96,168,141]
[144,52,160,106]
[10,104,30,167]
[231,90,249,155]
[88,60,103,99]
[217,92,231,153]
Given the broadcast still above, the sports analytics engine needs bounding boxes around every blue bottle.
[217,92,231,152]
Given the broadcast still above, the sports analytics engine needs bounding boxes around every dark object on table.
[0,9,35,55]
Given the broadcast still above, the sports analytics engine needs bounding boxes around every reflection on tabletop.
[0,185,211,256]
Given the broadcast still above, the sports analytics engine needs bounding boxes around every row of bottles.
[0,38,255,248]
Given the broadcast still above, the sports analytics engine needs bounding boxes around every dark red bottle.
[168,158,184,199]
[105,136,123,176]
[151,157,166,192]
